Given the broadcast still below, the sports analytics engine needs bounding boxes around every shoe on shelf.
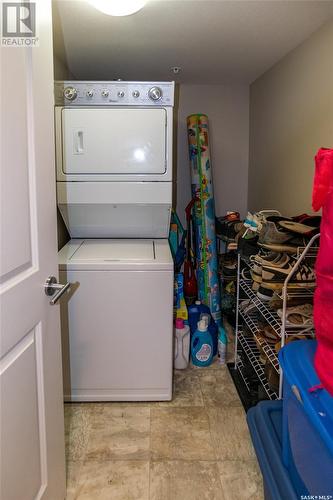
[274,332,312,353]
[250,252,284,279]
[259,233,319,253]
[243,212,259,231]
[250,252,291,283]
[261,260,315,290]
[258,220,294,246]
[254,334,268,364]
[239,300,258,315]
[250,251,281,269]
[278,216,321,236]
[251,269,262,283]
[260,325,280,343]
[278,220,316,235]
[265,361,280,393]
[216,213,241,241]
[222,267,237,280]
[222,260,237,271]
[269,295,313,311]
[276,303,313,326]
[252,211,288,234]
[237,234,259,261]
[291,213,311,222]
[219,252,237,265]
[257,285,275,301]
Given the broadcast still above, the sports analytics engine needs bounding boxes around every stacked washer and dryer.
[55,81,175,401]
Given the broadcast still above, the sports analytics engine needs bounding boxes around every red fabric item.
[312,147,333,396]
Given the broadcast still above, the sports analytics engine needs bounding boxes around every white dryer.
[59,239,173,401]
[54,81,174,238]
[55,81,175,401]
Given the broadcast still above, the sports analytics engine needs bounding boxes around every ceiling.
[53,0,333,84]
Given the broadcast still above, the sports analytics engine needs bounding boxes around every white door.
[0,1,66,499]
[61,107,167,175]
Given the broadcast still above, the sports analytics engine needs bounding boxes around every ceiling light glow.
[88,0,147,16]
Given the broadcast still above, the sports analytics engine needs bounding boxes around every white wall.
[53,54,75,80]
[176,84,249,225]
[248,20,333,215]
[53,55,73,249]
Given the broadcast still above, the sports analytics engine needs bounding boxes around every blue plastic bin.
[279,340,333,497]
[247,401,298,500]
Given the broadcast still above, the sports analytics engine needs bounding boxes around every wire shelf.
[255,334,280,374]
[239,308,280,373]
[237,330,278,400]
[276,287,316,299]
[296,244,319,259]
[239,280,282,336]
[240,252,317,297]
[235,234,319,400]
[235,357,251,393]
[239,279,314,332]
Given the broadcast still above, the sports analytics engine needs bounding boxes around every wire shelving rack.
[234,233,320,400]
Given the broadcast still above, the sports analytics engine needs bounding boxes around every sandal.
[274,330,313,353]
[278,220,316,235]
[239,300,257,315]
[276,303,313,326]
[261,325,280,343]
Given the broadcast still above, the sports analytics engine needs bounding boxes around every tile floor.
[64,360,264,500]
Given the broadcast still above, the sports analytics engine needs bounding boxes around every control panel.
[54,81,175,106]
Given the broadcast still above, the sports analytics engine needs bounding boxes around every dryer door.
[61,107,166,176]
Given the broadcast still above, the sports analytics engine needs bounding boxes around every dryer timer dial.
[148,86,162,101]
[63,86,77,101]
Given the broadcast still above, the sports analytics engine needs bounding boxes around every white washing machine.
[59,239,173,401]
[55,81,175,401]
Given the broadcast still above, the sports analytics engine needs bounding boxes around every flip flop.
[261,325,280,343]
[274,329,314,352]
[276,304,313,326]
[239,299,252,311]
[278,220,316,235]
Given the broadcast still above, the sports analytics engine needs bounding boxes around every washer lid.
[70,239,155,262]
[58,239,173,271]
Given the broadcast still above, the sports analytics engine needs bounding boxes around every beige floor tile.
[86,406,150,460]
[150,460,224,500]
[89,401,161,409]
[188,356,222,371]
[158,371,203,407]
[226,341,235,364]
[217,460,264,500]
[224,320,236,364]
[199,369,242,407]
[64,404,91,461]
[65,461,83,500]
[69,460,149,500]
[151,407,215,460]
[208,407,256,461]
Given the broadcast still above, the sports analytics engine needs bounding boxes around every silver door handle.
[44,276,70,305]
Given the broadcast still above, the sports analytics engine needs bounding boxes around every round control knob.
[101,90,109,98]
[63,86,77,101]
[148,86,162,101]
[117,91,125,98]
[86,90,94,98]
[132,90,140,98]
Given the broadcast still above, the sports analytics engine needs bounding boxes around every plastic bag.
[312,147,333,396]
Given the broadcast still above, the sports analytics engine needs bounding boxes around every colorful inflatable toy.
[187,114,221,324]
